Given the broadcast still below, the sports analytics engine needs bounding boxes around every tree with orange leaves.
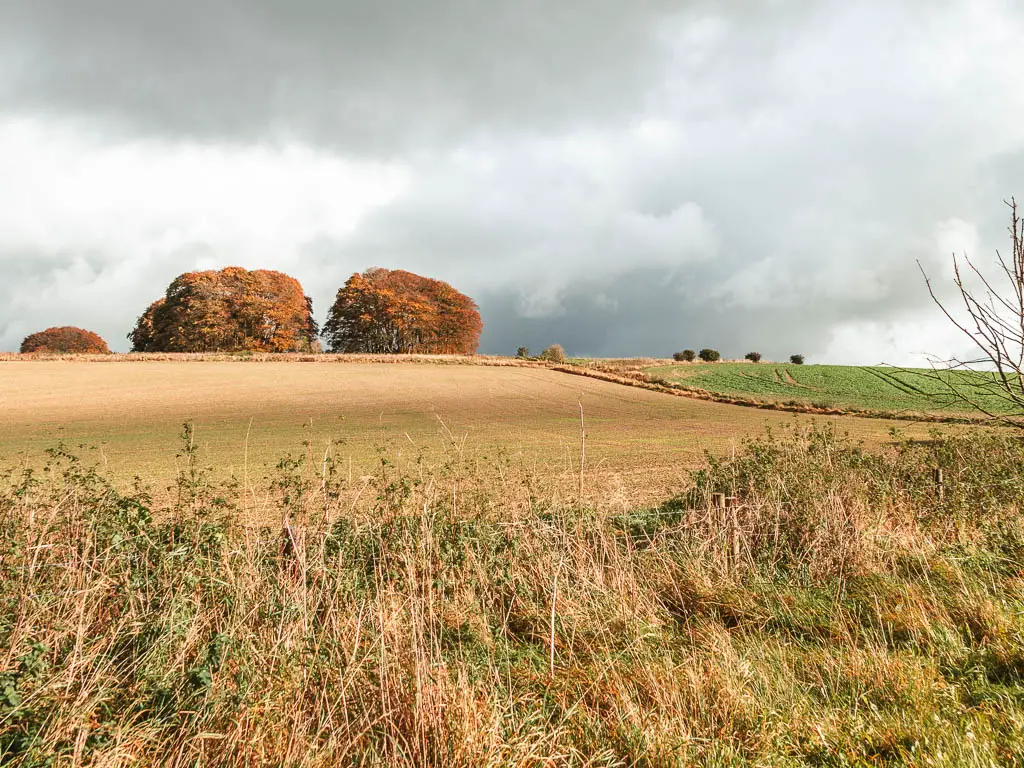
[129,267,318,352]
[20,326,111,354]
[323,268,482,354]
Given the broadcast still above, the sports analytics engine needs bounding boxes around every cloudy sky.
[2,0,1023,362]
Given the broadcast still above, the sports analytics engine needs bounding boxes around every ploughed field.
[0,359,929,512]
[647,361,1011,415]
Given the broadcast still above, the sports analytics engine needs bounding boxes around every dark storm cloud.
[476,256,940,363]
[0,0,681,150]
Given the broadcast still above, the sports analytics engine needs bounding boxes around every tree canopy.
[129,267,318,352]
[21,326,111,354]
[323,268,482,354]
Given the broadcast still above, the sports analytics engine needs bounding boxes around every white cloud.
[821,317,976,367]
[0,119,408,260]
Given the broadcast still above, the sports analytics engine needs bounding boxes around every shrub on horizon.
[516,346,530,358]
[698,348,721,362]
[745,352,762,363]
[539,344,566,363]
[674,350,696,362]
[790,354,805,365]
[21,326,110,354]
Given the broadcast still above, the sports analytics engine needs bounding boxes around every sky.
[3,0,1024,363]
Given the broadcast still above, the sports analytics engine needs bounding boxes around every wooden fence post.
[933,468,944,503]
[726,496,740,566]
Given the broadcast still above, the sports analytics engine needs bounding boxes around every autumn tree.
[129,267,318,352]
[323,268,482,354]
[20,326,111,354]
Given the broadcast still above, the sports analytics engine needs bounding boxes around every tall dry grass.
[2,424,1023,766]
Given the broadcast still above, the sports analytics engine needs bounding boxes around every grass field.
[646,361,1012,416]
[0,360,937,514]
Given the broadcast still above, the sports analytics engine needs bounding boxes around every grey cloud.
[0,0,683,150]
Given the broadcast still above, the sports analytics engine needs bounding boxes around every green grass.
[646,362,1014,415]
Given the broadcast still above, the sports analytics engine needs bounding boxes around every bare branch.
[918,198,1024,429]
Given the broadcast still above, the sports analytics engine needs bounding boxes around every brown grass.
[2,424,1022,765]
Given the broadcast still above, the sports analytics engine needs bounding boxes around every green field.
[646,362,1011,415]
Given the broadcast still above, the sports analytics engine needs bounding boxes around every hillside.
[0,359,933,516]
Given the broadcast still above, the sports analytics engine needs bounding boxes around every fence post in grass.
[578,400,586,507]
[933,468,944,503]
[726,496,740,569]
[711,493,727,571]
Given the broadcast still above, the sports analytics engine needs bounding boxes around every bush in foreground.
[1,426,1023,765]
[698,348,721,362]
[20,326,110,354]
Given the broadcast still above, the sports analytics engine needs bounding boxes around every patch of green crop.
[647,362,1015,415]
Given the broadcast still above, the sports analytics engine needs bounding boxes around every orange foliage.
[323,268,482,354]
[20,326,111,354]
[130,267,318,352]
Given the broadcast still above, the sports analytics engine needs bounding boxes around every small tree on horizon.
[516,346,530,358]
[21,326,110,354]
[745,352,762,363]
[790,354,805,365]
[539,344,566,363]
[673,349,696,362]
[699,348,721,362]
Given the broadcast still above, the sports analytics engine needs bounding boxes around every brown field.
[0,358,935,514]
